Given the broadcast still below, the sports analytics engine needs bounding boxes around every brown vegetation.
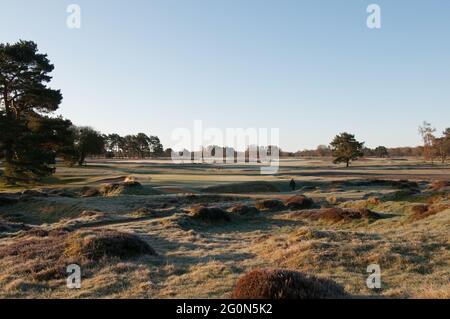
[189,206,231,223]
[231,268,347,299]
[255,199,285,211]
[285,195,314,210]
[230,205,259,215]
[290,208,381,223]
[64,229,156,261]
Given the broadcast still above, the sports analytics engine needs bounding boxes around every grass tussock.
[285,195,314,210]
[64,229,156,261]
[189,206,231,223]
[100,182,159,196]
[231,268,347,299]
[230,205,260,216]
[255,199,285,211]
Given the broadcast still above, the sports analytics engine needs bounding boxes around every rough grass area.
[287,207,381,223]
[285,195,315,210]
[0,159,449,299]
[202,181,280,194]
[256,199,285,211]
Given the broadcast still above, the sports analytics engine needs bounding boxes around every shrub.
[99,182,159,196]
[230,205,260,215]
[231,268,347,299]
[189,206,231,223]
[255,199,285,211]
[285,195,314,210]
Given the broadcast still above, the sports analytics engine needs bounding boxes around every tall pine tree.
[0,40,69,182]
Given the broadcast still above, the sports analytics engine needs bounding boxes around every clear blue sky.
[1,0,449,151]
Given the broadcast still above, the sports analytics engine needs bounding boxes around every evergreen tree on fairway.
[330,133,364,167]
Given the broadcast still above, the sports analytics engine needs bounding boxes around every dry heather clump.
[285,195,314,210]
[255,199,285,211]
[230,205,259,216]
[0,228,155,283]
[407,202,450,222]
[231,268,347,299]
[64,229,156,261]
[428,180,450,191]
[0,229,72,280]
[189,206,231,223]
[99,179,160,197]
[292,207,381,223]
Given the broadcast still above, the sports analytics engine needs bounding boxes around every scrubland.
[0,158,448,299]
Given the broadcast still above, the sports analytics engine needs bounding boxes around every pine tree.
[330,133,364,167]
[0,41,65,182]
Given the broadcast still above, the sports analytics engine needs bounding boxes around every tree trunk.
[78,153,86,166]
[3,86,13,166]
[346,160,350,167]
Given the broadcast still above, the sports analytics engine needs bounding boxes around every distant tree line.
[103,133,164,159]
[292,126,450,164]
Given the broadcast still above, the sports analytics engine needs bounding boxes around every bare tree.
[418,121,436,163]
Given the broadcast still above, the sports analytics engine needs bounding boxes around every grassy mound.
[230,205,259,216]
[202,182,280,194]
[231,268,346,299]
[189,206,231,223]
[294,208,381,223]
[285,195,314,210]
[99,181,160,197]
[255,199,285,211]
[100,182,160,196]
[64,229,156,261]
